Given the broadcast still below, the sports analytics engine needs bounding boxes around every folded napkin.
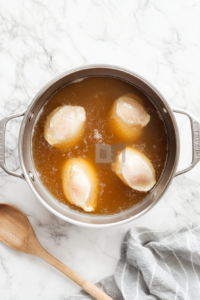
[67,225,200,300]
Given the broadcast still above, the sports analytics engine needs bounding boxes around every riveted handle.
[0,110,26,179]
[172,107,200,177]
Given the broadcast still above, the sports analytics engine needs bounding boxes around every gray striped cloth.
[67,225,200,300]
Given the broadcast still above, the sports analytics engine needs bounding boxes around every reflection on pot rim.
[0,65,199,227]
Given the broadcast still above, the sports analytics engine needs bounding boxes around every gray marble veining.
[0,0,200,299]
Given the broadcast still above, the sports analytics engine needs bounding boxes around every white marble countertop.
[1,0,200,299]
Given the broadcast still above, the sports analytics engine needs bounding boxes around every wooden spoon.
[0,204,113,300]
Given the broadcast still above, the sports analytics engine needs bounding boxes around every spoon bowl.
[0,204,39,253]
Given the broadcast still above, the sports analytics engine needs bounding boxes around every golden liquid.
[32,77,168,215]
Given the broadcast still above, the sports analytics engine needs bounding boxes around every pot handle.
[172,107,200,177]
[0,110,26,179]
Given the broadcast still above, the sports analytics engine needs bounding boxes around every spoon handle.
[37,247,113,300]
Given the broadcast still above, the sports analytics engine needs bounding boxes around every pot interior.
[19,66,179,226]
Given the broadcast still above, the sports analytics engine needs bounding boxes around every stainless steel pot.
[0,65,200,228]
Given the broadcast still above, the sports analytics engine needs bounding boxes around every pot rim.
[18,64,180,228]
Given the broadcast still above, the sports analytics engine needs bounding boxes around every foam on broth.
[32,77,168,215]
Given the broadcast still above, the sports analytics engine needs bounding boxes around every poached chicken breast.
[62,158,98,212]
[44,105,86,149]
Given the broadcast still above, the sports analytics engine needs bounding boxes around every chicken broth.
[32,77,168,215]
